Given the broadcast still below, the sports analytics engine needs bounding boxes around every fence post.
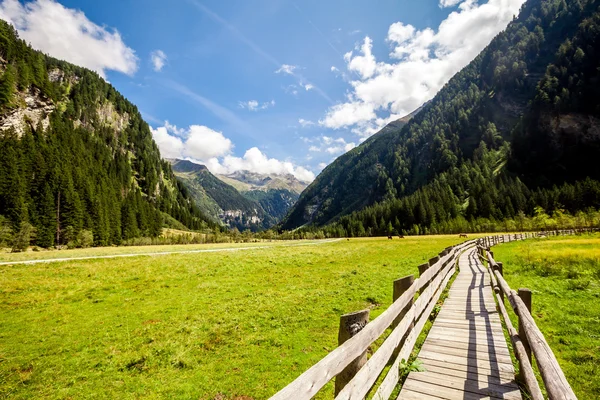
[518,288,532,378]
[418,263,429,293]
[335,309,370,395]
[494,261,504,303]
[392,275,414,329]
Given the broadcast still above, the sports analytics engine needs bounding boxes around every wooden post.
[335,309,370,395]
[518,288,532,376]
[418,263,429,293]
[392,275,414,330]
[495,262,504,303]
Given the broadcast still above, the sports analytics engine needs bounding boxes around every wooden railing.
[271,231,583,400]
[478,234,578,400]
[270,239,478,400]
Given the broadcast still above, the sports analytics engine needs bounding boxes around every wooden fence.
[479,240,578,400]
[270,238,480,400]
[270,231,581,400]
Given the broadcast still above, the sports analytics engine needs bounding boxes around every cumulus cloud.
[151,122,314,182]
[151,50,167,72]
[0,0,138,78]
[320,0,525,137]
[151,123,232,160]
[206,148,315,182]
[304,83,314,91]
[239,99,275,111]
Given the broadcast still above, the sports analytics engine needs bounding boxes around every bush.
[11,222,33,252]
[77,230,94,248]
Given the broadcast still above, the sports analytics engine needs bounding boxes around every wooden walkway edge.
[398,247,522,400]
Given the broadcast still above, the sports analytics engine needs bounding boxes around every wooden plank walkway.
[398,247,522,400]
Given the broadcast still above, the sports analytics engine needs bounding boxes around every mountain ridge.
[281,0,600,234]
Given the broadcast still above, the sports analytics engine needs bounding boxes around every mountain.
[170,160,306,231]
[0,20,217,249]
[217,171,307,194]
[218,171,307,223]
[281,0,600,234]
[170,159,267,231]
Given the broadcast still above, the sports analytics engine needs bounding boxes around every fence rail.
[271,231,584,400]
[480,240,578,400]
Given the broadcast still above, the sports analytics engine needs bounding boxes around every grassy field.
[493,234,600,399]
[0,235,467,399]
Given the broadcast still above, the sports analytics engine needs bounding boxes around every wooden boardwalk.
[399,247,522,400]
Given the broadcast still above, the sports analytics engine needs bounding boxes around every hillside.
[170,159,266,231]
[170,160,304,231]
[281,0,600,234]
[0,20,216,249]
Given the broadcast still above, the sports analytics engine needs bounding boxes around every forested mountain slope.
[281,0,600,234]
[0,20,217,249]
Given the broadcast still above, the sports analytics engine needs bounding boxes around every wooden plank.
[397,389,446,400]
[420,343,513,364]
[401,378,499,400]
[432,321,505,334]
[372,263,459,400]
[420,360,517,384]
[418,350,514,370]
[408,371,521,400]
[423,337,510,355]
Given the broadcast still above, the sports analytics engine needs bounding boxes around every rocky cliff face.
[0,86,54,136]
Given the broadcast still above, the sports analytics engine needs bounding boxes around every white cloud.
[298,118,315,127]
[207,148,315,182]
[275,64,298,75]
[152,122,314,182]
[0,0,138,78]
[304,83,314,91]
[320,0,525,137]
[185,125,233,160]
[151,126,184,159]
[439,0,463,7]
[151,50,167,72]
[307,136,356,156]
[151,123,232,160]
[318,162,327,170]
[239,99,275,111]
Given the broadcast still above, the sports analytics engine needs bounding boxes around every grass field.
[0,235,467,399]
[493,234,600,399]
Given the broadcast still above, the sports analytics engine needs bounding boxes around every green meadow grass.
[0,235,466,399]
[493,234,600,399]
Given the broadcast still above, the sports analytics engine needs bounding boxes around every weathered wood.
[335,307,414,399]
[392,275,414,329]
[372,261,458,400]
[518,288,532,366]
[270,269,418,399]
[493,290,544,400]
[492,269,577,400]
[335,309,370,395]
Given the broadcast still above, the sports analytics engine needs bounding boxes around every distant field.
[0,235,467,399]
[493,234,600,399]
[0,240,307,263]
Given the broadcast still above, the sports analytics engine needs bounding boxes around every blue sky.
[0,0,525,181]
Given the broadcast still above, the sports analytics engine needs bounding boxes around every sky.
[0,0,526,182]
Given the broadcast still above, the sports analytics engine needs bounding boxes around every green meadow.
[0,235,466,399]
[493,234,600,399]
